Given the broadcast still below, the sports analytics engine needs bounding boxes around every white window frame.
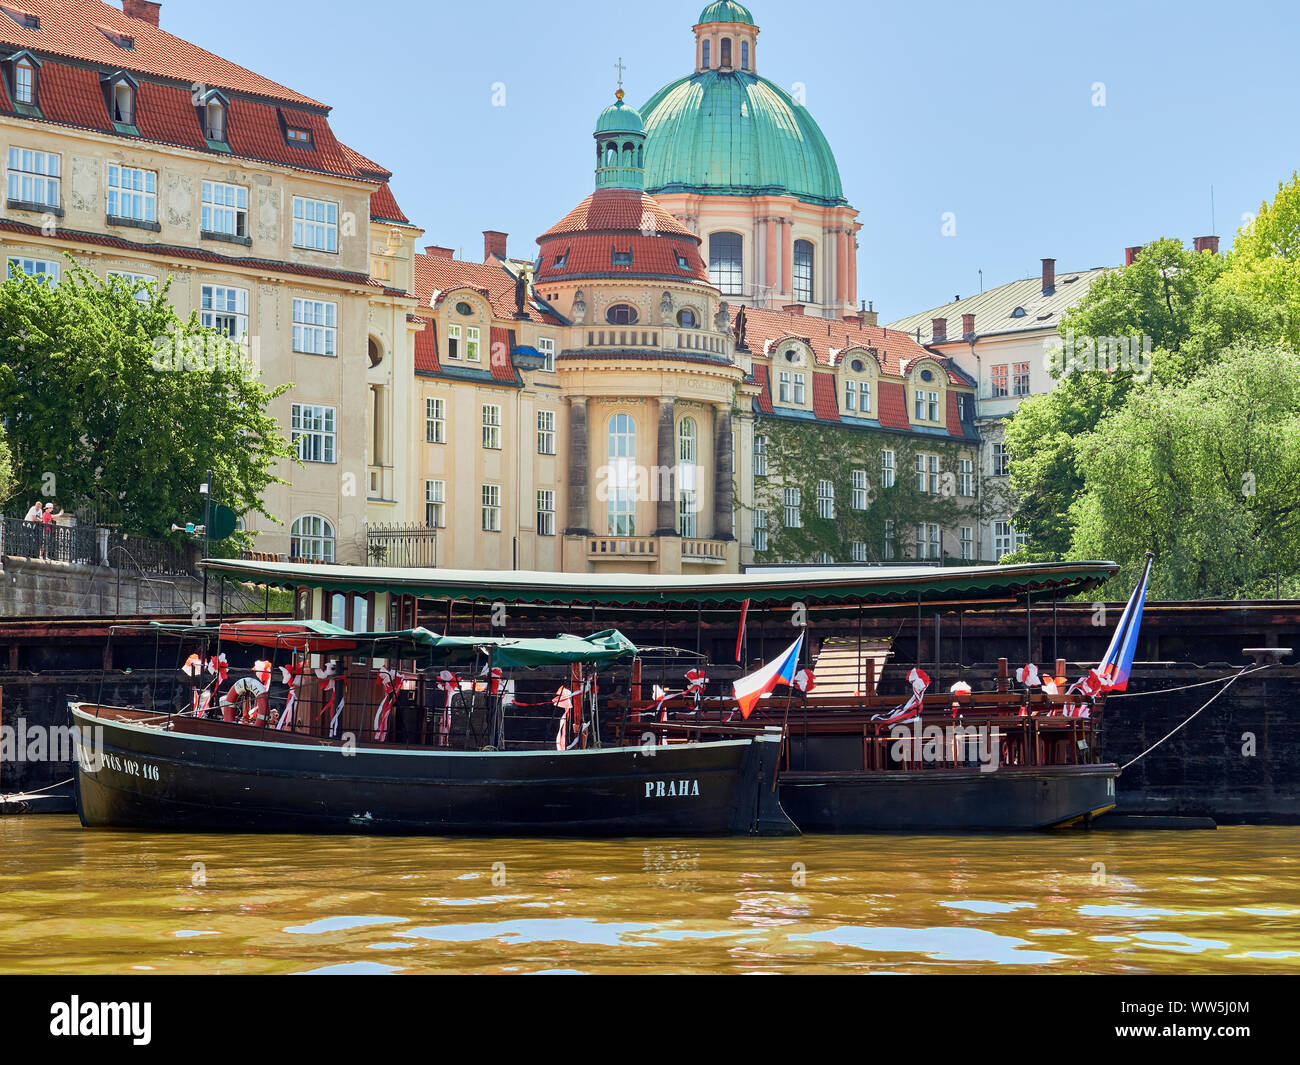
[783,487,802,529]
[482,403,502,450]
[914,388,939,422]
[851,469,868,511]
[107,269,156,304]
[106,163,156,223]
[425,480,445,528]
[291,403,336,463]
[883,519,896,560]
[960,526,974,560]
[916,522,942,560]
[850,539,868,563]
[292,298,337,356]
[537,489,556,536]
[446,323,462,360]
[753,508,769,552]
[290,514,335,562]
[916,453,940,494]
[858,380,871,413]
[754,434,768,476]
[201,180,248,238]
[778,370,791,404]
[537,409,556,455]
[993,442,1010,478]
[959,457,974,497]
[201,284,249,340]
[6,255,58,283]
[793,373,806,405]
[14,57,34,104]
[538,336,555,372]
[292,196,338,253]
[881,449,895,489]
[426,397,446,444]
[466,325,481,363]
[7,147,59,208]
[816,479,835,520]
[1013,362,1031,396]
[481,484,501,532]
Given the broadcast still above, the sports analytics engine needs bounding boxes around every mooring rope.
[1119,664,1264,772]
[0,776,74,799]
[1106,662,1276,698]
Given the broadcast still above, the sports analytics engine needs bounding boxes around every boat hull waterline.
[71,705,799,837]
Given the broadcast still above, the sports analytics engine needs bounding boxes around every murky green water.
[0,818,1296,974]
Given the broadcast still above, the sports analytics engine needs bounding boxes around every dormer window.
[2,6,40,29]
[675,250,690,270]
[7,51,38,105]
[286,127,312,147]
[204,96,226,141]
[98,26,134,49]
[552,247,569,269]
[113,80,133,123]
[611,246,633,266]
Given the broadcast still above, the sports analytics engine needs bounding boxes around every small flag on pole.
[732,633,804,719]
[734,598,751,663]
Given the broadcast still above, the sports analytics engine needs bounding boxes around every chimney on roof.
[861,299,879,328]
[424,245,455,259]
[962,312,976,339]
[1193,235,1221,256]
[782,304,805,316]
[122,0,161,26]
[931,317,947,343]
[1041,257,1056,296]
[483,230,508,262]
[1125,245,1143,267]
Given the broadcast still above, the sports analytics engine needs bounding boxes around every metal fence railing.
[106,535,198,577]
[366,523,437,568]
[0,517,98,565]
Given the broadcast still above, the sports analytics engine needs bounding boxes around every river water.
[0,817,1296,975]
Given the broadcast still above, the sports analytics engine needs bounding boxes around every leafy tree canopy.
[0,259,295,541]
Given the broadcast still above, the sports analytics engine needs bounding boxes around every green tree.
[0,425,14,508]
[1068,345,1300,598]
[1219,172,1300,350]
[0,259,294,538]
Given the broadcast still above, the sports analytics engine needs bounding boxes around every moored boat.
[71,624,797,837]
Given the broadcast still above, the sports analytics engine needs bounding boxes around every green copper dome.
[697,0,755,25]
[595,91,646,134]
[640,71,847,207]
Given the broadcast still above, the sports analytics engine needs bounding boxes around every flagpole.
[1105,551,1154,680]
[772,631,803,792]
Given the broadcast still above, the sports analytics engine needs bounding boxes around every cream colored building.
[0,0,421,564]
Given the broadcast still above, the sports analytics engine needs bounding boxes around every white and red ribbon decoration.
[1015,663,1041,687]
[872,666,931,727]
[276,661,308,731]
[949,680,972,716]
[374,666,404,742]
[793,668,816,694]
[315,660,346,737]
[685,668,708,713]
[436,669,461,746]
[553,686,575,750]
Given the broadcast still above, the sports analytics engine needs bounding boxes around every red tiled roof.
[0,217,378,287]
[735,305,936,375]
[538,189,696,241]
[946,391,963,436]
[413,316,439,374]
[876,381,910,431]
[414,253,563,325]
[0,0,326,107]
[535,232,708,284]
[489,326,518,383]
[751,363,774,414]
[339,143,391,179]
[7,57,364,179]
[369,182,410,225]
[811,372,841,422]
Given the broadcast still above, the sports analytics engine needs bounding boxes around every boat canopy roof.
[197,559,1119,609]
[137,621,638,667]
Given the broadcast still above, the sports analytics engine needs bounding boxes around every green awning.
[198,559,1119,609]
[370,628,638,668]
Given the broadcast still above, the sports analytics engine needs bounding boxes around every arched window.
[720,38,732,67]
[607,414,637,536]
[741,41,750,70]
[677,307,699,328]
[606,303,638,325]
[290,514,335,562]
[709,232,743,296]
[793,239,814,304]
[621,140,635,166]
[677,418,698,538]
[702,40,711,68]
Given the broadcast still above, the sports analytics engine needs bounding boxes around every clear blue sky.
[161,0,1298,318]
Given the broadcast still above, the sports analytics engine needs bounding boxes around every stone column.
[848,231,858,309]
[655,397,677,536]
[780,219,792,297]
[565,396,590,535]
[836,229,848,306]
[764,217,778,299]
[713,405,734,541]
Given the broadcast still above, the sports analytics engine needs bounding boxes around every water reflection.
[0,817,1297,974]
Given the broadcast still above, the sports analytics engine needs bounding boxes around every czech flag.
[1094,554,1153,692]
[733,633,804,719]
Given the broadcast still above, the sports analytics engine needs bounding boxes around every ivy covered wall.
[749,415,981,564]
